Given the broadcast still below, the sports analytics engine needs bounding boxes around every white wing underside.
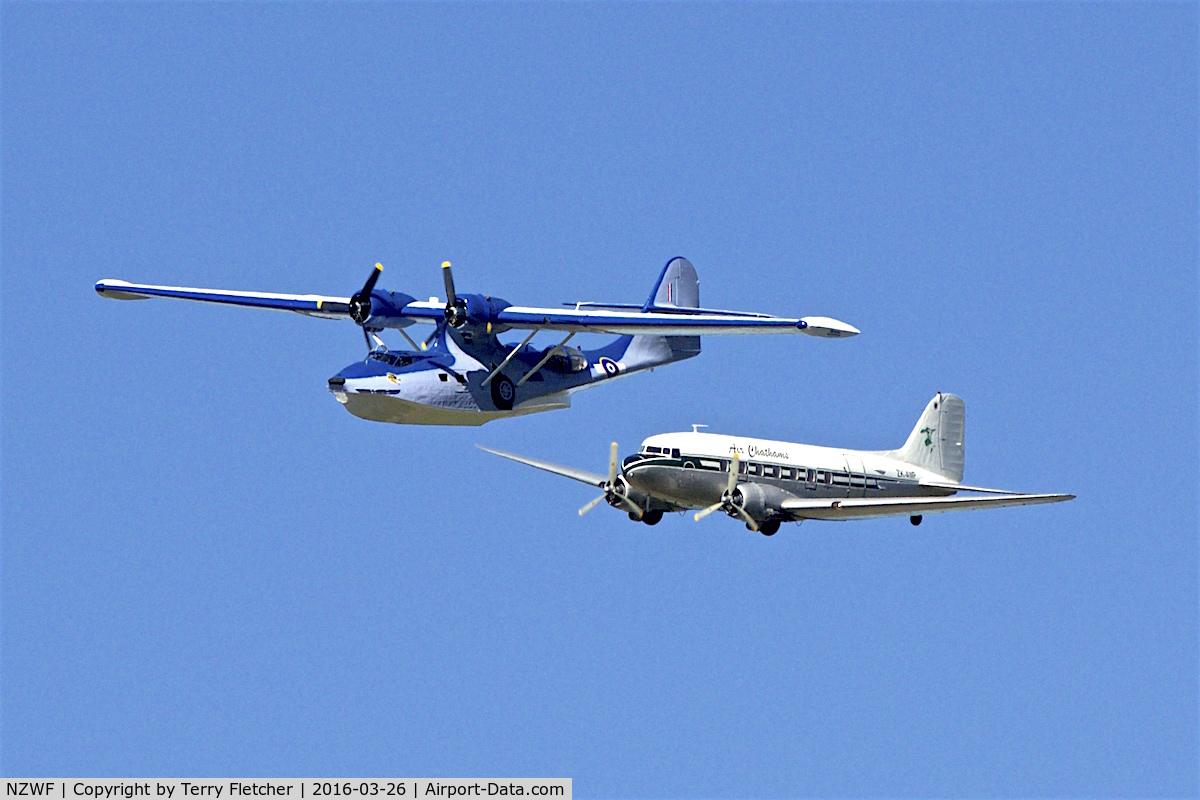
[780,492,1075,521]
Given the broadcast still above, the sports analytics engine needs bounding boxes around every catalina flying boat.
[96,258,858,426]
[480,393,1074,534]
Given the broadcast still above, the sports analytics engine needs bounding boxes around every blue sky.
[2,2,1196,796]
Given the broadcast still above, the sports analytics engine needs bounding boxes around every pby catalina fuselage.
[96,257,858,426]
[481,393,1073,535]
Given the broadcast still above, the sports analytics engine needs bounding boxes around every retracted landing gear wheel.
[759,520,781,537]
[490,374,515,410]
[641,510,664,526]
[910,515,923,526]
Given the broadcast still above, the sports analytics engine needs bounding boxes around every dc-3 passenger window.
[762,465,778,478]
[747,463,761,477]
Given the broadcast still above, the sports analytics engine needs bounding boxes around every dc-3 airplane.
[480,393,1074,535]
[96,257,858,426]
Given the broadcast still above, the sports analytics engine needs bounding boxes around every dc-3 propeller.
[578,442,644,520]
[693,453,759,532]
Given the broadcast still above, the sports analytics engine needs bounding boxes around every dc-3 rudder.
[96,257,858,426]
[479,392,1074,535]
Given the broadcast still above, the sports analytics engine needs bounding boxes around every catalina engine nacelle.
[354,290,418,330]
[445,293,513,332]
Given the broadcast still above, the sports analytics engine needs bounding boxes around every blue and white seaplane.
[96,257,858,426]
[480,393,1074,534]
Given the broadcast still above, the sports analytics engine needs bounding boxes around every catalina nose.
[327,375,349,404]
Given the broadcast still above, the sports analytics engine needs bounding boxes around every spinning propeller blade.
[350,263,384,326]
[442,261,468,327]
[579,442,642,519]
[732,505,759,532]
[441,261,457,307]
[693,454,751,525]
[578,494,606,516]
[362,263,383,295]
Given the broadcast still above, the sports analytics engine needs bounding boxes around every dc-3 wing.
[779,492,1075,521]
[476,445,606,488]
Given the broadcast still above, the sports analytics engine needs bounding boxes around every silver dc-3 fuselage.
[481,393,1073,536]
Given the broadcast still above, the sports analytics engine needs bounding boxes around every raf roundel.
[598,357,620,377]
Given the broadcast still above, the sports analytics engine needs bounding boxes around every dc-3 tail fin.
[890,393,966,482]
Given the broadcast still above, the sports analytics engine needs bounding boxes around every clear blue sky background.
[3,3,1196,796]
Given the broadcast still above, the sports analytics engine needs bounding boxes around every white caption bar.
[4,781,569,800]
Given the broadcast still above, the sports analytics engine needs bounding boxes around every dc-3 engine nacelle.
[730,482,791,521]
[607,477,649,513]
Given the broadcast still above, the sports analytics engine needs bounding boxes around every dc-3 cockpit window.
[644,446,662,454]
